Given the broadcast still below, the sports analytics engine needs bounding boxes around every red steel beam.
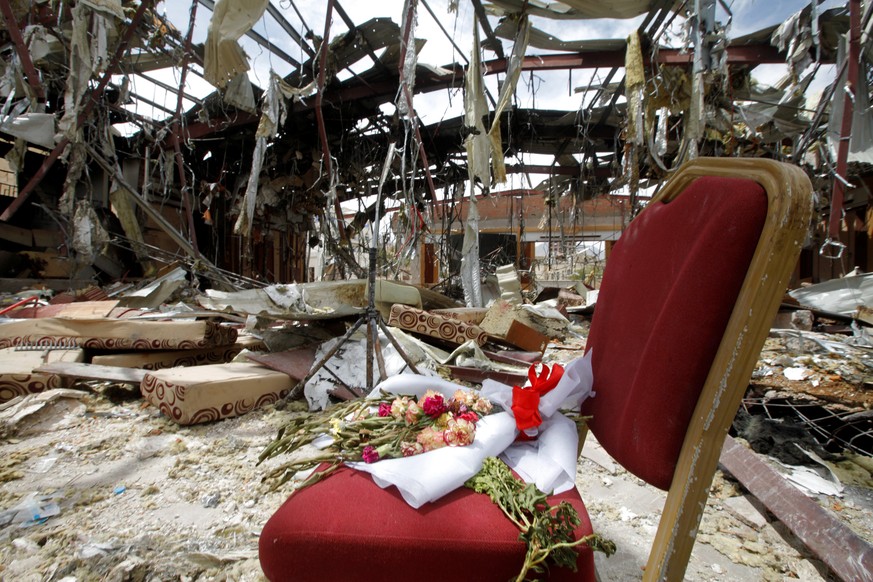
[398,0,433,228]
[506,164,611,178]
[321,43,788,109]
[0,0,155,222]
[314,0,349,245]
[0,0,46,102]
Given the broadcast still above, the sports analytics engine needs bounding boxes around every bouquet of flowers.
[258,388,494,488]
[259,360,615,582]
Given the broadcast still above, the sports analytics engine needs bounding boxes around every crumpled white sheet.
[349,351,594,508]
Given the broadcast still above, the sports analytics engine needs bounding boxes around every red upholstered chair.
[259,158,812,582]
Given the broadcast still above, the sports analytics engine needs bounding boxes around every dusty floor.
[0,374,863,581]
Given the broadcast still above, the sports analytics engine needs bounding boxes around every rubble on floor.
[0,269,870,580]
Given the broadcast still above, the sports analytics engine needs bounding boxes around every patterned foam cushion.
[141,362,291,425]
[0,318,238,350]
[388,304,488,346]
[0,347,84,402]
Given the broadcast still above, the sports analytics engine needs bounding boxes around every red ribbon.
[511,362,564,437]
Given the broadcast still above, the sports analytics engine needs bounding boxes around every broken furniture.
[257,157,813,581]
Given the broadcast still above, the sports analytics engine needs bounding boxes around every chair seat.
[259,466,596,582]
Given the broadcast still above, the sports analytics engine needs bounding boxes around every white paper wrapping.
[349,351,594,508]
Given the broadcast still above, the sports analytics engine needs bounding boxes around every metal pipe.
[314,0,348,245]
[265,0,315,58]
[398,0,435,226]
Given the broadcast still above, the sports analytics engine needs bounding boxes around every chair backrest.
[581,158,812,581]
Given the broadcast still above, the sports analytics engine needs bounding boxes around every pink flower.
[434,412,451,429]
[452,389,492,415]
[400,441,424,457]
[453,389,474,407]
[421,392,448,418]
[361,445,379,463]
[416,426,448,453]
[378,402,392,417]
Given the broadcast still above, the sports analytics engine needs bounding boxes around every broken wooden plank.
[483,349,542,367]
[34,362,148,384]
[719,435,873,582]
[6,300,119,319]
[0,279,94,293]
[501,320,549,353]
[0,222,32,246]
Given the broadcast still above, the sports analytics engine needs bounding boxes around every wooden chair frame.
[589,158,812,581]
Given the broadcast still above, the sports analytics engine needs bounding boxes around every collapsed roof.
[0,0,861,295]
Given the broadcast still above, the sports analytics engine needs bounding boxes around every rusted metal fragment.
[719,435,873,581]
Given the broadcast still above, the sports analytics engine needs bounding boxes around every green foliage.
[466,457,616,582]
